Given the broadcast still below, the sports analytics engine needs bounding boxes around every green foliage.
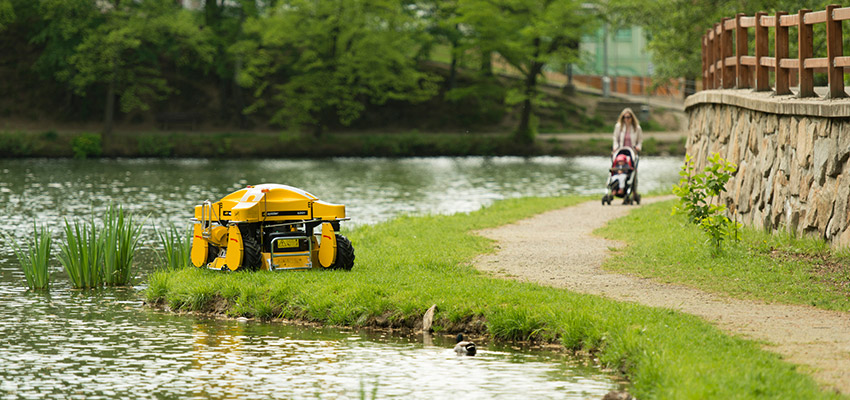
[101,204,143,286]
[0,131,36,156]
[673,153,741,255]
[0,0,14,31]
[606,0,836,81]
[41,130,58,141]
[155,223,192,270]
[6,223,52,291]
[236,0,440,134]
[66,1,213,113]
[71,133,101,159]
[146,196,838,399]
[457,0,591,138]
[58,217,103,289]
[137,135,174,157]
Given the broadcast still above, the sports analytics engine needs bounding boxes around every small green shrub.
[71,133,102,159]
[7,223,53,291]
[673,153,741,255]
[41,130,59,141]
[0,131,35,156]
[137,135,173,157]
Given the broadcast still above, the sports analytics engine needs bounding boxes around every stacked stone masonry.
[685,90,850,248]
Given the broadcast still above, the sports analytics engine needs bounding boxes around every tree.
[235,0,440,137]
[606,0,833,93]
[67,0,213,135]
[457,0,589,144]
[0,0,14,31]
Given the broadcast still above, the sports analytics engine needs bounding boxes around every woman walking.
[612,107,643,152]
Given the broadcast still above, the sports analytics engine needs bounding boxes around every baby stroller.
[601,147,640,205]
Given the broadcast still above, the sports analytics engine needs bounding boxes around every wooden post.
[775,11,791,95]
[715,23,722,89]
[736,13,751,88]
[702,33,709,89]
[826,4,847,98]
[798,9,815,98]
[707,28,716,89]
[721,18,735,88]
[755,12,769,91]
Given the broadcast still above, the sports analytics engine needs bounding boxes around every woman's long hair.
[617,108,640,130]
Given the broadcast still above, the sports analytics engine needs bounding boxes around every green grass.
[7,223,52,290]
[596,200,850,311]
[102,204,144,286]
[155,223,192,270]
[58,218,104,289]
[145,196,842,399]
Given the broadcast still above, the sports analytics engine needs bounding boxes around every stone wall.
[685,90,850,247]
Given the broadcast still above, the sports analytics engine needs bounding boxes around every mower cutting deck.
[190,184,355,271]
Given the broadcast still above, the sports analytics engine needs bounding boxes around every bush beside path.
[474,197,850,395]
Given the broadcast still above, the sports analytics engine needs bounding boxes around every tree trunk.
[514,39,542,144]
[448,24,459,90]
[480,50,492,76]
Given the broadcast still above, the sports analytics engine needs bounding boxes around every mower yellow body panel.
[189,184,354,272]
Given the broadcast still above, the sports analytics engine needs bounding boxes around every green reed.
[102,204,143,286]
[155,223,192,270]
[58,218,103,289]
[8,223,53,290]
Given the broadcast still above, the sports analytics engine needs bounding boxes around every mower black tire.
[239,224,262,271]
[207,245,220,265]
[330,234,355,271]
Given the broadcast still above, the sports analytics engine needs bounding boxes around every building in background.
[579,25,652,77]
[570,25,686,100]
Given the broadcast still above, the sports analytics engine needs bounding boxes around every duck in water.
[454,334,476,356]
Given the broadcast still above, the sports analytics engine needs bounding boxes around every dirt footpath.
[473,198,850,395]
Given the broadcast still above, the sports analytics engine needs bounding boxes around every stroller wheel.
[635,194,641,205]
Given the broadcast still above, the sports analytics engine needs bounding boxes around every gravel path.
[473,198,850,394]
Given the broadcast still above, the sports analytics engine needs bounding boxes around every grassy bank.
[597,200,850,311]
[0,130,685,158]
[146,197,838,399]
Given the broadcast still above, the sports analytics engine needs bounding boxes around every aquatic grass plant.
[146,196,840,399]
[155,223,192,270]
[7,223,53,290]
[597,200,850,311]
[58,218,103,289]
[101,204,144,286]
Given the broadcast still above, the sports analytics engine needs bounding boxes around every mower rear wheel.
[329,234,355,270]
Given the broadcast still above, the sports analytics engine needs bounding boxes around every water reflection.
[0,156,681,236]
[0,156,682,399]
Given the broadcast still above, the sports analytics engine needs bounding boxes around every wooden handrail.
[702,4,849,98]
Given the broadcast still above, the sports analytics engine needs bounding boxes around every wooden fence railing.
[702,4,850,98]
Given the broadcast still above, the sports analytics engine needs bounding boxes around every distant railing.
[702,4,850,98]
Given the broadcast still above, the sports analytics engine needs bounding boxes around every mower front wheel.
[329,234,355,270]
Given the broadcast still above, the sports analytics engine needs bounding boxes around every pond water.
[0,156,682,399]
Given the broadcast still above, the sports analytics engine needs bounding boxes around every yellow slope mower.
[190,184,355,271]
